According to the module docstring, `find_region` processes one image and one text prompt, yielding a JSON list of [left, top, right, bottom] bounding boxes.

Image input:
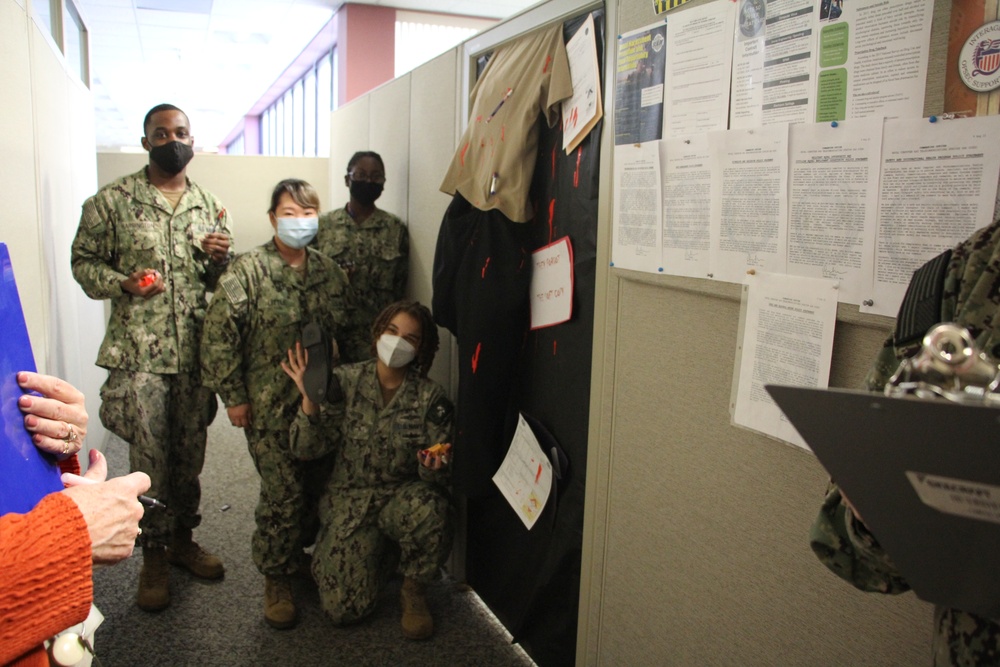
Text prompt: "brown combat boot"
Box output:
[[167, 528, 225, 579], [264, 576, 297, 629], [400, 577, 433, 640], [137, 546, 170, 611]]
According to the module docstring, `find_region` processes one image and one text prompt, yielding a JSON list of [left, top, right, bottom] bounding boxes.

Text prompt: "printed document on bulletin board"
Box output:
[[732, 271, 838, 450]]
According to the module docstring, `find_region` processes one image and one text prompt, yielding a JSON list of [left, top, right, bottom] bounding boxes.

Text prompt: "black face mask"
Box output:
[[349, 180, 383, 206], [149, 141, 194, 175]]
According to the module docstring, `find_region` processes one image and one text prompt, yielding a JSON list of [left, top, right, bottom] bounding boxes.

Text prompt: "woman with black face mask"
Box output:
[[312, 151, 409, 364]]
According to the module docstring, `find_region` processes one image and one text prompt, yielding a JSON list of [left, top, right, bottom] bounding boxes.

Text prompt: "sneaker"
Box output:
[[400, 577, 433, 640], [137, 547, 170, 611], [264, 576, 297, 629]]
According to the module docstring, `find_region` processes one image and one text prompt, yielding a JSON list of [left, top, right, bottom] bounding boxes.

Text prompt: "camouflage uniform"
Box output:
[[811, 214, 1000, 666], [71, 167, 232, 547], [200, 240, 351, 576], [289, 360, 454, 624], [312, 207, 408, 363]]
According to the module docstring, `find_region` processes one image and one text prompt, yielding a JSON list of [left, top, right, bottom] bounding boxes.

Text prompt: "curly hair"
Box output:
[[369, 300, 439, 377]]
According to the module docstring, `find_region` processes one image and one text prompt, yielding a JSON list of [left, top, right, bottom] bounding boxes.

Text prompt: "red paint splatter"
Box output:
[[481, 256, 491, 278], [551, 147, 557, 179], [548, 199, 556, 244], [501, 125, 505, 141], [472, 342, 482, 373], [553, 340, 558, 355], [460, 142, 469, 166], [476, 115, 483, 123], [535, 463, 543, 483], [518, 247, 527, 272], [573, 146, 582, 188], [543, 54, 552, 74]]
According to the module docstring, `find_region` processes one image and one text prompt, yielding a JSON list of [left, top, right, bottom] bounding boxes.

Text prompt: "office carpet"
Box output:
[[90, 404, 536, 667]]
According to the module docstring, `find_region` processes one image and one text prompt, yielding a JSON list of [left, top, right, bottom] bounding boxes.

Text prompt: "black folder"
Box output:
[[766, 384, 1000, 617]]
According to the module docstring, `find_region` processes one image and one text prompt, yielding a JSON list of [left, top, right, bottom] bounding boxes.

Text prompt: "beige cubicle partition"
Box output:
[[97, 153, 331, 252], [328, 50, 459, 392], [578, 0, 953, 665]]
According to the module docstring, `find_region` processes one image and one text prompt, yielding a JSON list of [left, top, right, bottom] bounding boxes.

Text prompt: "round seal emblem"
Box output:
[[651, 31, 665, 54], [958, 20, 1000, 93], [739, 0, 766, 39]]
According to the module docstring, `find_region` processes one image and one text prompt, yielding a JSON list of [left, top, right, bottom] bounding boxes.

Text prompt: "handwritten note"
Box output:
[[562, 13, 603, 153], [492, 413, 553, 530], [530, 236, 574, 330]]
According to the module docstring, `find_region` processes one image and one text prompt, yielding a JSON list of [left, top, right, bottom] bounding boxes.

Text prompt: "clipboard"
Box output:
[[0, 243, 63, 515], [766, 384, 1000, 617]]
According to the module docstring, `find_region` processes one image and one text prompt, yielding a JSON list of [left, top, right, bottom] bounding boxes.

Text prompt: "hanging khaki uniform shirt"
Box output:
[[439, 23, 573, 222]]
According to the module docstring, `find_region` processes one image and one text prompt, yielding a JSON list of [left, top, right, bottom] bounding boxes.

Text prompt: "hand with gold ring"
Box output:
[[16, 371, 88, 460]]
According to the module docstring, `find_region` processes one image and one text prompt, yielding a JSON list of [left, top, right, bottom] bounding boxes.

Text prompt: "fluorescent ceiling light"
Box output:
[[134, 0, 213, 14]]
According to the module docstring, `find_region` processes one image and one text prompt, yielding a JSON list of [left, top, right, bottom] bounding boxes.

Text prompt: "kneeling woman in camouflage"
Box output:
[[281, 300, 454, 639]]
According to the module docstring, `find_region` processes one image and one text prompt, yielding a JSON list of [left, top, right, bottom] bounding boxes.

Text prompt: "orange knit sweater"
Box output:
[[0, 457, 93, 667]]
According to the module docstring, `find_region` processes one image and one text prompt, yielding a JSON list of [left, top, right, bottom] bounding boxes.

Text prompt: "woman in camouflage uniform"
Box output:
[[313, 151, 408, 363], [282, 300, 454, 640], [201, 179, 351, 629]]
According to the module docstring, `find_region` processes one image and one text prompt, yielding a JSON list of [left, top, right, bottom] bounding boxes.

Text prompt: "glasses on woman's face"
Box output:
[[347, 170, 386, 185]]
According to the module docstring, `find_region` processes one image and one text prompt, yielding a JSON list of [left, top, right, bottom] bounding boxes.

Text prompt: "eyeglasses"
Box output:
[[347, 170, 385, 185]]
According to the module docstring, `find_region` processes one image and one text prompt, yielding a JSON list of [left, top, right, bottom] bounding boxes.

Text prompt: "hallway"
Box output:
[[91, 403, 536, 667]]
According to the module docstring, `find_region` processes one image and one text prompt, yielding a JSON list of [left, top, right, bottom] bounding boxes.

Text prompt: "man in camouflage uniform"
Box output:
[[200, 179, 351, 629], [810, 212, 1000, 666], [285, 301, 454, 640], [313, 151, 408, 363], [71, 104, 232, 611]]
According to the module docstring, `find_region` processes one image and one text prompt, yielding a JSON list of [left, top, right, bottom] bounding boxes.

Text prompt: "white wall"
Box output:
[[1, 0, 108, 455]]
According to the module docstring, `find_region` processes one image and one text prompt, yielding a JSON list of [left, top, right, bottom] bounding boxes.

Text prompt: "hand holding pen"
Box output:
[[60, 449, 153, 564]]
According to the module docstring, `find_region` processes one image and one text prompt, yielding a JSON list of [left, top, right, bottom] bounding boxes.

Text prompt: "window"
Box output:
[[62, 0, 89, 85], [304, 67, 317, 157], [292, 79, 303, 156], [394, 12, 493, 77], [253, 47, 337, 157]]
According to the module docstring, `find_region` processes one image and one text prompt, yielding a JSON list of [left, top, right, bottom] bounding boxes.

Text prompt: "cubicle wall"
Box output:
[[1, 0, 108, 452], [578, 0, 954, 664], [96, 153, 331, 253], [328, 50, 459, 392]]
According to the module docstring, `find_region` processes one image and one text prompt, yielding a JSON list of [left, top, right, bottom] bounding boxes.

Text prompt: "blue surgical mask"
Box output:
[[276, 217, 318, 249]]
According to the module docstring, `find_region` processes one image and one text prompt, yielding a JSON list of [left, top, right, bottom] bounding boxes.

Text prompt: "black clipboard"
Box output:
[[766, 384, 1000, 617]]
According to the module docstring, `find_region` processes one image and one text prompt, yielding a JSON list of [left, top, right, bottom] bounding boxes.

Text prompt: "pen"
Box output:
[[62, 472, 167, 509], [486, 87, 513, 123], [139, 495, 167, 509]]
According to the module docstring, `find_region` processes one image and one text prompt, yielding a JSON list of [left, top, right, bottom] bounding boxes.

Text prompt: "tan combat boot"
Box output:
[[400, 577, 433, 640], [167, 528, 225, 579], [264, 576, 297, 629], [137, 546, 170, 611]]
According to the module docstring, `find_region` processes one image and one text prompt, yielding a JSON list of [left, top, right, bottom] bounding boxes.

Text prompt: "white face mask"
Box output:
[[275, 216, 318, 249], [377, 333, 416, 368]]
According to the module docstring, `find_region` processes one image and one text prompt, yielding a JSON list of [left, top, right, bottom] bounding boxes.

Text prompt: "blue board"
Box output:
[[0, 243, 63, 515]]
